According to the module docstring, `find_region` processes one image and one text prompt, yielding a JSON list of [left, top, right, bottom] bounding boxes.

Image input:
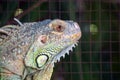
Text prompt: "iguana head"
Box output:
[[25, 19, 81, 70]]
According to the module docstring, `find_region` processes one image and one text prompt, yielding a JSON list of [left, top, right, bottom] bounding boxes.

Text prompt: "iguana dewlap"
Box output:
[[0, 19, 81, 80]]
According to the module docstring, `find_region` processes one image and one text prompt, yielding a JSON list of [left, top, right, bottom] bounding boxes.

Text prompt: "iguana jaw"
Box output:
[[53, 42, 78, 64]]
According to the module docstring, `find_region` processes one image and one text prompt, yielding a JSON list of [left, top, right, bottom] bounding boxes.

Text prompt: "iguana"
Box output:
[[0, 19, 81, 80]]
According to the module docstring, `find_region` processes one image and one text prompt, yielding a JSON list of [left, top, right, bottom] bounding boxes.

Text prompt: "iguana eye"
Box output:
[[49, 19, 66, 32], [55, 25, 64, 32], [51, 24, 65, 32], [36, 54, 49, 68]]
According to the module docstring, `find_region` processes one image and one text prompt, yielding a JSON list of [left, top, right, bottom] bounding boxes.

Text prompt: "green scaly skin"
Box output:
[[0, 19, 81, 80]]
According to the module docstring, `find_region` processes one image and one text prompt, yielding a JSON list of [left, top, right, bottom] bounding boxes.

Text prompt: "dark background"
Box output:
[[0, 0, 119, 80]]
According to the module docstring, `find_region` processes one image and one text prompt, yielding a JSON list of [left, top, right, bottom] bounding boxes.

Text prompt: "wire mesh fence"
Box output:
[[0, 0, 119, 80]]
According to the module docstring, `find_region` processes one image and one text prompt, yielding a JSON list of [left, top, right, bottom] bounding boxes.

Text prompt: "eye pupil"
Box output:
[[56, 25, 62, 32]]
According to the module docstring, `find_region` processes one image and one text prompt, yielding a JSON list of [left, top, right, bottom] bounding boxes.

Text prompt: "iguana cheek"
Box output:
[[36, 54, 49, 68]]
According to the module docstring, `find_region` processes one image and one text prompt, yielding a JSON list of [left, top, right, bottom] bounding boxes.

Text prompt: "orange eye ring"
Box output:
[[49, 19, 66, 32]]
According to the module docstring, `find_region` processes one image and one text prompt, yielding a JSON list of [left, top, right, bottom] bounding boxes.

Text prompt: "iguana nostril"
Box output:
[[73, 22, 80, 29]]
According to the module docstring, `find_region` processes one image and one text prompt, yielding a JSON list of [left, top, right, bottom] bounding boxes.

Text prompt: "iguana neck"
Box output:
[[34, 64, 53, 80], [25, 63, 54, 80]]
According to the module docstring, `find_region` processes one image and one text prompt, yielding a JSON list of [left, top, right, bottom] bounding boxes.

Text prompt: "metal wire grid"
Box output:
[[0, 0, 120, 80]]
